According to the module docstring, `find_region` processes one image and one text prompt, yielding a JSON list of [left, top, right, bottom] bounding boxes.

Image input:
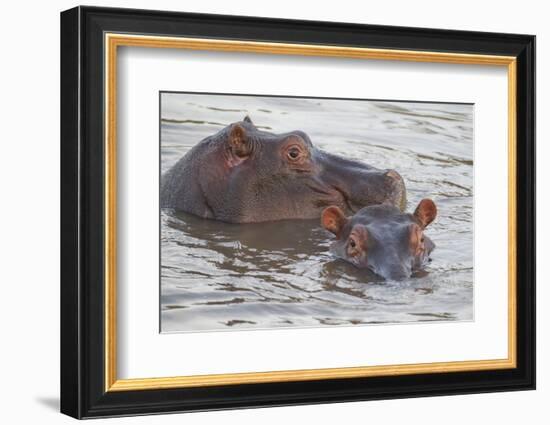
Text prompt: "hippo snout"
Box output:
[[345, 169, 407, 213], [383, 169, 407, 211]]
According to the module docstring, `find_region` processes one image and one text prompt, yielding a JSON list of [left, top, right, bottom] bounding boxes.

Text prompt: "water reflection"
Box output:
[[160, 94, 474, 332]]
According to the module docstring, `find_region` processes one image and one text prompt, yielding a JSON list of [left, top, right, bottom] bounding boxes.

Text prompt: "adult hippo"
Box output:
[[161, 116, 406, 223], [321, 199, 437, 280]]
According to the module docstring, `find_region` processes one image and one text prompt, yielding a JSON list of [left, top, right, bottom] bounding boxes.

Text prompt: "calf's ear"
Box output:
[[321, 206, 348, 237], [414, 199, 437, 228], [243, 115, 254, 124]]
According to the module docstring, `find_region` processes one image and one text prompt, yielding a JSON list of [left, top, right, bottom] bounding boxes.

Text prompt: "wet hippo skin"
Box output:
[[321, 199, 437, 280], [161, 116, 406, 223]]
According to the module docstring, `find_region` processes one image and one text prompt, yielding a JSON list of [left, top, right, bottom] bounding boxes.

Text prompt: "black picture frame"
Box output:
[[60, 5, 535, 419]]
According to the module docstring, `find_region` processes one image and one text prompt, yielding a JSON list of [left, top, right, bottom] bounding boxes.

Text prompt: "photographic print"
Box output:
[[61, 8, 535, 417], [160, 92, 474, 333]]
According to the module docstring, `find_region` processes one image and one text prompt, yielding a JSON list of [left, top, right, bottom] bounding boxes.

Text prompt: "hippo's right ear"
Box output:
[[243, 115, 254, 125], [321, 206, 348, 237], [229, 124, 251, 157], [414, 198, 437, 228]]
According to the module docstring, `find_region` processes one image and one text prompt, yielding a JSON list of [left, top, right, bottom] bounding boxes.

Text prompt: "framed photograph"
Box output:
[[60, 6, 535, 419]]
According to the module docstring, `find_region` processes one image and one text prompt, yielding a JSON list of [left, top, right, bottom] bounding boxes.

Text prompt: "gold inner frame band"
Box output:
[[104, 33, 517, 392]]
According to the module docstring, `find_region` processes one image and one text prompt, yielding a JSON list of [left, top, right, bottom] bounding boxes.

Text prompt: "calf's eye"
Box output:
[[349, 239, 356, 248]]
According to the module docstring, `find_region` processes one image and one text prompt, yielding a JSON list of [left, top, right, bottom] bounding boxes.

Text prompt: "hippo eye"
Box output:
[[287, 146, 301, 161], [349, 239, 356, 248]]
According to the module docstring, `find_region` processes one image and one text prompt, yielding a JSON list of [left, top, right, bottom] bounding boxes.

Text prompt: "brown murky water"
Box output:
[[160, 93, 473, 332]]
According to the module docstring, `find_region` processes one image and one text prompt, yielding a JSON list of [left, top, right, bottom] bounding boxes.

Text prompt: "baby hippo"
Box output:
[[321, 199, 437, 280]]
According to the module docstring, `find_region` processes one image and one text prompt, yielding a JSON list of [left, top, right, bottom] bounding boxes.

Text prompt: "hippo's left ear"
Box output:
[[414, 199, 437, 228], [229, 124, 252, 158], [243, 115, 254, 125], [321, 206, 348, 237]]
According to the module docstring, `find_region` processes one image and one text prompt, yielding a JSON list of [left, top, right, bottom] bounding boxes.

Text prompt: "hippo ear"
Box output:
[[243, 115, 254, 125], [414, 199, 437, 228], [229, 124, 251, 157], [321, 206, 348, 237]]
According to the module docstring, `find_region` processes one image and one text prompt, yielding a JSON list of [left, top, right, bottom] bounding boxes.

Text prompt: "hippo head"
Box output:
[[321, 199, 437, 280], [161, 116, 406, 223]]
